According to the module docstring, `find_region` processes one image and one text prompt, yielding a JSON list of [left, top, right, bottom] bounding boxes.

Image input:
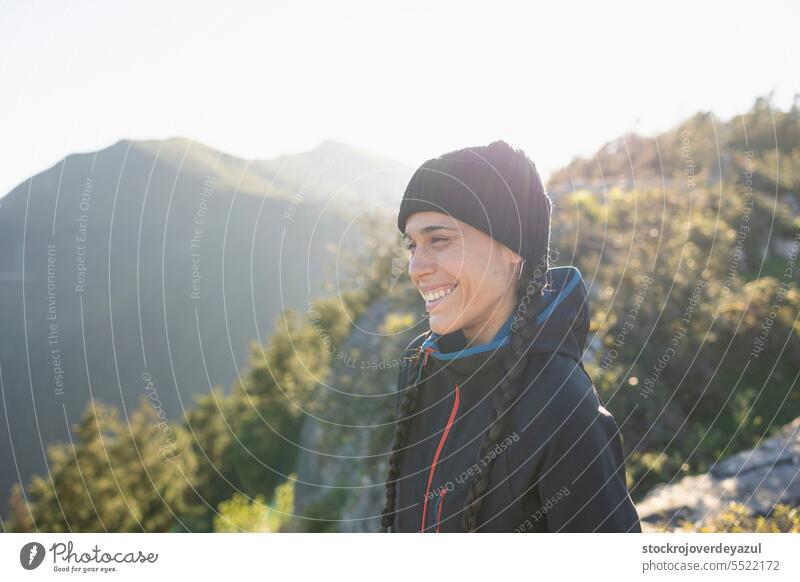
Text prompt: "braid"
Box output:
[[460, 155, 552, 532], [459, 260, 546, 531], [379, 345, 427, 532]]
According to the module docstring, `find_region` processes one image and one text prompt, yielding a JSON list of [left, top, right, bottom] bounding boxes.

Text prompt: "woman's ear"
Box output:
[[502, 246, 525, 277]]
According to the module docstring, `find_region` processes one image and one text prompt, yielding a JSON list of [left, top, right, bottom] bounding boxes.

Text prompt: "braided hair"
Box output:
[[378, 342, 427, 533], [380, 142, 552, 532]]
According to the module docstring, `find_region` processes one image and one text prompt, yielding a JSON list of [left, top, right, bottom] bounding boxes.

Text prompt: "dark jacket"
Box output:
[[392, 266, 642, 532]]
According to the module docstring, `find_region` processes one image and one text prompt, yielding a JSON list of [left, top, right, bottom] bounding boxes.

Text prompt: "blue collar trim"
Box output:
[[536, 267, 580, 323], [421, 311, 515, 361]]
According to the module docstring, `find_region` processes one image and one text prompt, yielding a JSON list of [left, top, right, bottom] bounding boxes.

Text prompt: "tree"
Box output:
[[6, 396, 197, 532]]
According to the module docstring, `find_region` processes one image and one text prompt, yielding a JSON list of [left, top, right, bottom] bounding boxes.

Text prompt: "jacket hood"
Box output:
[[420, 265, 590, 364]]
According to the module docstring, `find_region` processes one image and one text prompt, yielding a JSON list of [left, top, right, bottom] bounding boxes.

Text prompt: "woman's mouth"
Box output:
[[421, 282, 459, 312]]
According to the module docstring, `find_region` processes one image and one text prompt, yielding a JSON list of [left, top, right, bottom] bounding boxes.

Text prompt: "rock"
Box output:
[[636, 417, 800, 531], [292, 295, 418, 532]]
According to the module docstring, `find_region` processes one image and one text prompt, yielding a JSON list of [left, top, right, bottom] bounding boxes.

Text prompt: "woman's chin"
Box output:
[[428, 313, 458, 335]]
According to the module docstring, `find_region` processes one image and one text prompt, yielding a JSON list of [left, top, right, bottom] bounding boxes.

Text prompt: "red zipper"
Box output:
[[435, 486, 448, 532], [419, 382, 460, 532]]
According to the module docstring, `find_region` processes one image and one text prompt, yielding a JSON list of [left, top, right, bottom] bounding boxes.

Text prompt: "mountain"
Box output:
[[0, 137, 413, 517], [252, 139, 412, 209]]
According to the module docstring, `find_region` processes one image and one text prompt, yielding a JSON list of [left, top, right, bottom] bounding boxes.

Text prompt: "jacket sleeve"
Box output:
[[535, 383, 642, 533]]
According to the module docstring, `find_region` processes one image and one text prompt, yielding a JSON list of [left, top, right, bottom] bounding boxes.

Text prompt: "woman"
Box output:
[[380, 140, 641, 533]]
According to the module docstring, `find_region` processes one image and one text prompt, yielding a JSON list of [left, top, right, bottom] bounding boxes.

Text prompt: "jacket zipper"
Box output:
[[419, 368, 460, 532]]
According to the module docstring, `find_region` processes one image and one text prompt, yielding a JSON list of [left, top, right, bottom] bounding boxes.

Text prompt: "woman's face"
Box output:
[[403, 211, 523, 346]]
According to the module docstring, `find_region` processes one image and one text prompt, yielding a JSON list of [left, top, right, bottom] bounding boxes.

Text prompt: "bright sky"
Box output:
[[1, 0, 797, 198]]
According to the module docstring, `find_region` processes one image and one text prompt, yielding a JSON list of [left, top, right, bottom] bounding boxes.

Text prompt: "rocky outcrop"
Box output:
[[293, 295, 419, 532], [636, 417, 800, 531]]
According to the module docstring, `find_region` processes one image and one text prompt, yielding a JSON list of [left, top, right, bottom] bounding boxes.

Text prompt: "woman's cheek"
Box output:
[[443, 243, 466, 266]]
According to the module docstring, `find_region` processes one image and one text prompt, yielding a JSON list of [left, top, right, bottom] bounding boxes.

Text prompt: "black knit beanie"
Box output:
[[397, 140, 552, 265]]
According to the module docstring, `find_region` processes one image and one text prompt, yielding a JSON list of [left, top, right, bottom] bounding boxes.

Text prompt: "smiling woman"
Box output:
[[380, 140, 642, 533]]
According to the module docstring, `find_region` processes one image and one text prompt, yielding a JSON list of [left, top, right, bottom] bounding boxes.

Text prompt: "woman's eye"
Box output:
[[403, 237, 446, 254]]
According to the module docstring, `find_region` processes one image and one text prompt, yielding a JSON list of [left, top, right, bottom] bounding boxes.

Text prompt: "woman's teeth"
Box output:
[[422, 283, 458, 309]]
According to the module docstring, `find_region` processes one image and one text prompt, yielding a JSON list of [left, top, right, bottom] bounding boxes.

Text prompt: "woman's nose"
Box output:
[[408, 248, 435, 283]]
